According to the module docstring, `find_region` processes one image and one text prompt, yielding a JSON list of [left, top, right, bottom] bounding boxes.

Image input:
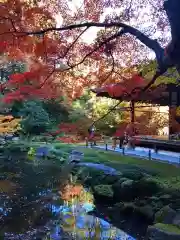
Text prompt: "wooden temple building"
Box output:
[[92, 83, 180, 152]]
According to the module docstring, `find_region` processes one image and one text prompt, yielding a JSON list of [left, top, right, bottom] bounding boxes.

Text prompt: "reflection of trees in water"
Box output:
[[59, 184, 83, 201], [0, 157, 62, 234], [58, 184, 126, 239]]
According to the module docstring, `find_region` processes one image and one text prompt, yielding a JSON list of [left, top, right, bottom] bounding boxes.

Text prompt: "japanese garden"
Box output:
[[0, 0, 180, 239]]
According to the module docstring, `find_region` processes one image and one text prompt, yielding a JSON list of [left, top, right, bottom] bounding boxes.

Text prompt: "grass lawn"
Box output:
[[52, 143, 180, 189]]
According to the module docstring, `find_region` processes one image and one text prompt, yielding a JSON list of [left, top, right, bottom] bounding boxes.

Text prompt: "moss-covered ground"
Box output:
[[52, 143, 180, 189]]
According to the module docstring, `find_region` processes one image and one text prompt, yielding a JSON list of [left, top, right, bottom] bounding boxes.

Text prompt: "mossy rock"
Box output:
[[132, 178, 161, 197], [115, 202, 136, 214], [121, 169, 144, 180], [151, 201, 164, 212], [148, 196, 160, 202], [103, 174, 120, 185], [155, 205, 176, 224], [112, 177, 130, 188], [113, 181, 137, 201], [121, 179, 134, 188], [159, 195, 172, 205], [93, 184, 114, 198], [134, 199, 148, 207], [77, 168, 106, 186], [147, 223, 180, 240], [173, 212, 180, 228], [135, 205, 154, 222]]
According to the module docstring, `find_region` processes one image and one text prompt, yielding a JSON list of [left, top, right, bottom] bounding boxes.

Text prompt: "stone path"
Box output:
[[92, 145, 180, 165], [77, 162, 120, 175]]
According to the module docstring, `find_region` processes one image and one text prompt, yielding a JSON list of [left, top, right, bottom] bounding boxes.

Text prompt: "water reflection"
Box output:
[[48, 184, 135, 240]]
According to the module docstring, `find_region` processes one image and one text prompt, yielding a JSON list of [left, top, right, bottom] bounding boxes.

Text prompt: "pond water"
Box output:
[[1, 183, 135, 240], [0, 147, 136, 239]]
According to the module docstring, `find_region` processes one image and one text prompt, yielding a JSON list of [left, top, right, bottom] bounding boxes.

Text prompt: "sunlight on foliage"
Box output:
[[0, 115, 21, 134]]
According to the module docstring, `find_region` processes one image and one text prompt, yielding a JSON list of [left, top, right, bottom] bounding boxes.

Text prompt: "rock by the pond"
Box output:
[[113, 180, 137, 202], [77, 162, 120, 175], [155, 205, 176, 224], [146, 223, 180, 240], [135, 205, 154, 222], [112, 178, 129, 191], [12, 137, 19, 141], [173, 212, 180, 228], [121, 179, 134, 188], [69, 150, 84, 163], [114, 202, 136, 214], [132, 178, 160, 197], [121, 170, 144, 180], [93, 184, 114, 203], [36, 146, 49, 157]]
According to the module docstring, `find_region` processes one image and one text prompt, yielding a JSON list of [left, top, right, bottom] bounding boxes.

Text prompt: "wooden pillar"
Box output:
[[169, 90, 180, 139], [130, 101, 135, 137], [130, 101, 135, 124]]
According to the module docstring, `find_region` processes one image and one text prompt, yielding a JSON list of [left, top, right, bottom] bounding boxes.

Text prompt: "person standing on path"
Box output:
[[88, 125, 96, 146]]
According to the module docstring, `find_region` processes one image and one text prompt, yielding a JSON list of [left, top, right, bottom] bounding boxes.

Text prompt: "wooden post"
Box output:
[[130, 101, 135, 139], [85, 138, 88, 148], [130, 101, 135, 125], [122, 147, 125, 155], [154, 144, 158, 154], [148, 149, 151, 160], [112, 138, 117, 150], [119, 138, 122, 149]]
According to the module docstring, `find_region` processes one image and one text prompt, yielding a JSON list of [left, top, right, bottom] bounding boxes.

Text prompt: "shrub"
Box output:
[[19, 100, 50, 135]]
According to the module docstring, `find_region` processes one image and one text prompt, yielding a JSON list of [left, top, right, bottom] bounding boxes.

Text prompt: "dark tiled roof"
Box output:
[[91, 83, 180, 106]]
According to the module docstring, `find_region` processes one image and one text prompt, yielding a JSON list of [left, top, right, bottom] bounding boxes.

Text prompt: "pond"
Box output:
[[1, 183, 135, 240], [0, 145, 135, 240]]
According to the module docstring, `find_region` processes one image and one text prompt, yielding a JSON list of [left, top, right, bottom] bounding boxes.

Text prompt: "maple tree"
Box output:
[[0, 0, 179, 142], [0, 0, 179, 102]]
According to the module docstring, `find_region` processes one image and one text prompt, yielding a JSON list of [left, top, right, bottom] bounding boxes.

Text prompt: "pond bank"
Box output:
[[72, 159, 180, 240], [1, 141, 180, 239], [0, 141, 136, 240]]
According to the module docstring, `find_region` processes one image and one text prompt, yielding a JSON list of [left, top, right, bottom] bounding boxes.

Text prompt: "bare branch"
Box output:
[[101, 51, 115, 85], [0, 17, 17, 32], [62, 27, 89, 58], [13, 21, 164, 65], [66, 29, 125, 70]]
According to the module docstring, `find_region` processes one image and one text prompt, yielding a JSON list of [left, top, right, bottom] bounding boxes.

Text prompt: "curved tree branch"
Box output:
[[66, 29, 125, 70], [14, 21, 164, 67]]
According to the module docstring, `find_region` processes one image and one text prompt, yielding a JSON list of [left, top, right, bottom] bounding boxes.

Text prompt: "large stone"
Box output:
[[146, 223, 180, 240], [135, 205, 154, 222], [132, 178, 161, 197], [114, 202, 136, 214], [121, 170, 144, 180], [121, 179, 134, 188], [155, 205, 176, 224], [173, 212, 180, 227], [93, 184, 114, 203], [113, 177, 130, 188]]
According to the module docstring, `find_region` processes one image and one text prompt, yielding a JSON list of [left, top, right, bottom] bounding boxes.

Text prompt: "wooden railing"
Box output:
[[85, 134, 180, 153]]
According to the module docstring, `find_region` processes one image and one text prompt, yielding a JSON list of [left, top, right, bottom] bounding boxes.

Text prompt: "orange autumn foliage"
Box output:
[[0, 0, 172, 103], [59, 184, 83, 201], [0, 115, 21, 134]]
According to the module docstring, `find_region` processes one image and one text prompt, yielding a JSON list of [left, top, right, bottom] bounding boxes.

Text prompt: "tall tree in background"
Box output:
[[0, 0, 179, 103]]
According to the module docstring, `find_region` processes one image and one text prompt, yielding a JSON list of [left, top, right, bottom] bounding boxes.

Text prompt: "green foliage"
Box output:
[[69, 90, 124, 135], [42, 99, 69, 124], [139, 60, 179, 85], [19, 100, 50, 135], [155, 206, 176, 224], [154, 223, 180, 234], [0, 61, 26, 84], [94, 184, 114, 197]]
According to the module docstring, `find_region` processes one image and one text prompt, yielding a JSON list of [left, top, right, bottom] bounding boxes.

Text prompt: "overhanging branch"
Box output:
[[17, 21, 164, 66]]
